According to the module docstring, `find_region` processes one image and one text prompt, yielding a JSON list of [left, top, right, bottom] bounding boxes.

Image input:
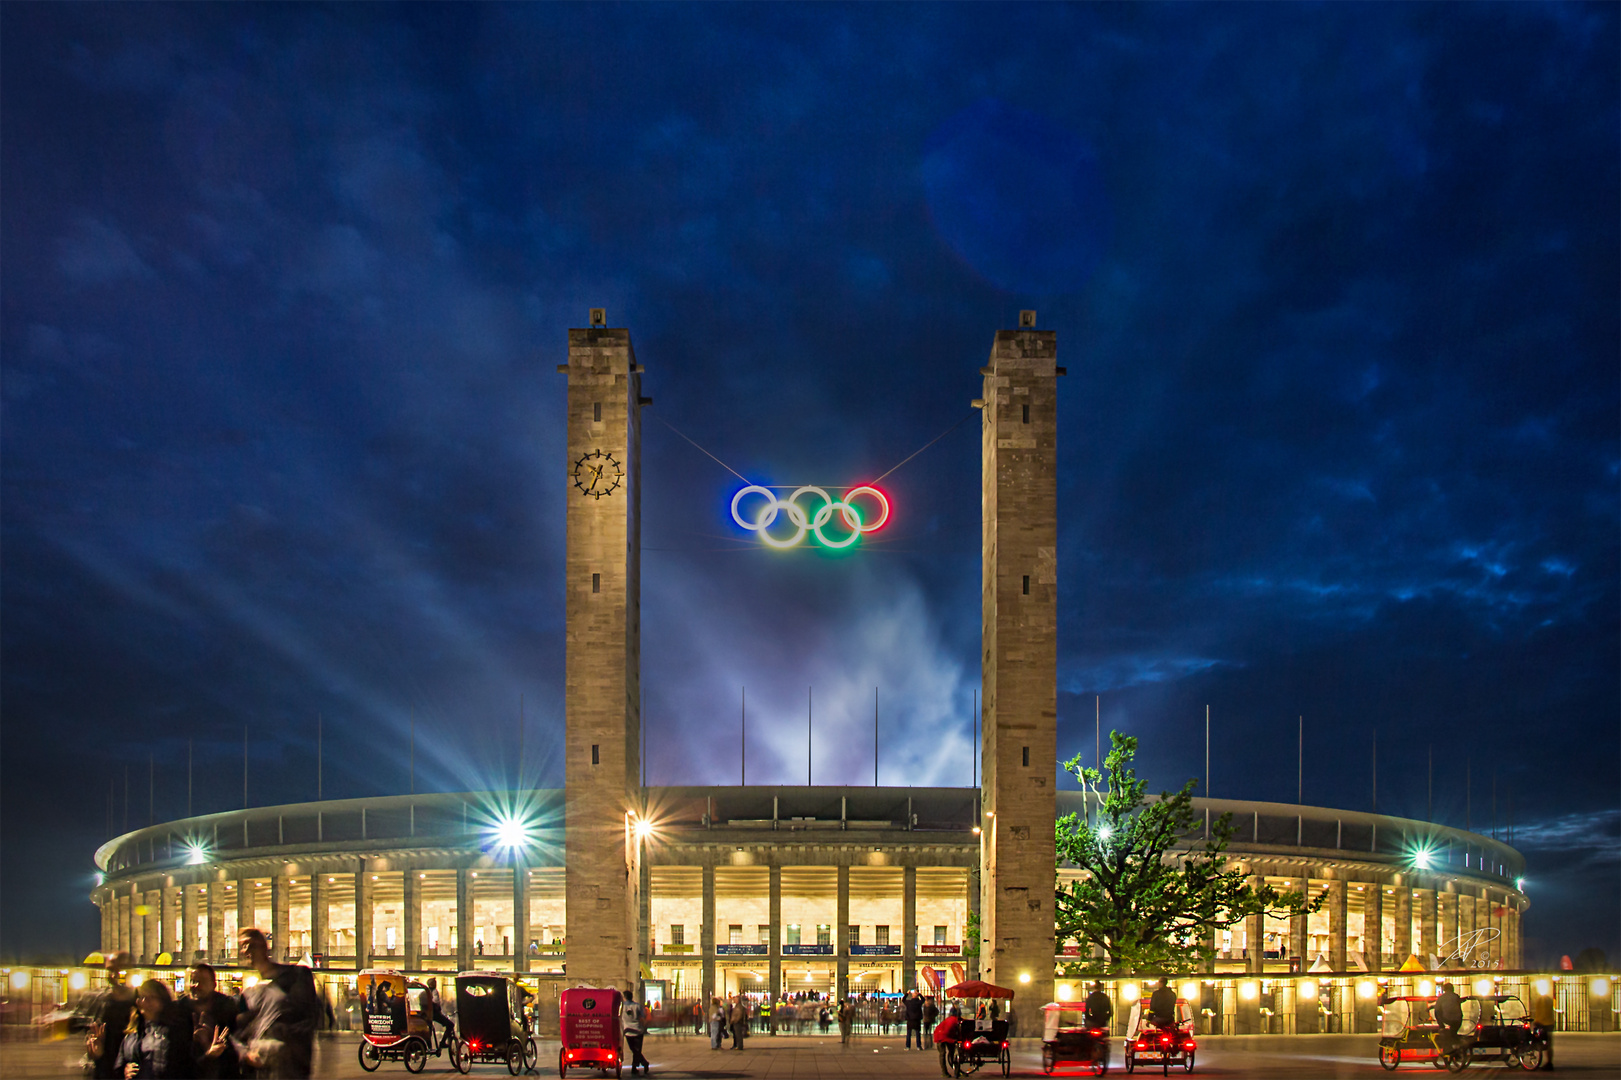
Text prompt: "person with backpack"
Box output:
[[622, 987, 650, 1075]]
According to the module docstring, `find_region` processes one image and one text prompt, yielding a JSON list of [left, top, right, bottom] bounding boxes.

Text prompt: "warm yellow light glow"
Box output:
[[1358, 981, 1376, 999], [9, 971, 29, 990], [1019, 972, 1032, 984], [1473, 978, 1493, 996], [69, 971, 89, 991], [1300, 980, 1317, 1000], [1417, 980, 1433, 997], [242, 974, 260, 989], [1121, 983, 1140, 1002], [634, 818, 654, 841], [1181, 982, 1199, 1001], [1239, 981, 1258, 1001], [1591, 978, 1610, 998], [1057, 984, 1073, 1001], [1534, 979, 1552, 997]]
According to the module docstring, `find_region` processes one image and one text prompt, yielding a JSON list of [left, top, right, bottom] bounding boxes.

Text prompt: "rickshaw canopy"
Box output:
[[945, 980, 1015, 999]]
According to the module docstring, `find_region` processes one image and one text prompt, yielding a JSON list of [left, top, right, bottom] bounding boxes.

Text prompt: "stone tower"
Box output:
[[979, 318, 1059, 1006], [561, 317, 645, 990]]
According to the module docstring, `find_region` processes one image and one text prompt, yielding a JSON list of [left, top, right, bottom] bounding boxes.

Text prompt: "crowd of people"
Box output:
[[689, 988, 962, 1049], [84, 929, 322, 1079]]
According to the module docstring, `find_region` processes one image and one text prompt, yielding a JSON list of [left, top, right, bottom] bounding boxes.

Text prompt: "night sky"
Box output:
[[3, 4, 1616, 965]]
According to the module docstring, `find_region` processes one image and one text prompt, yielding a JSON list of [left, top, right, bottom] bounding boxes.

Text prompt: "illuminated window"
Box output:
[[849, 925, 860, 946], [729, 924, 742, 945], [670, 925, 684, 946], [935, 926, 947, 945], [757, 925, 770, 945], [876, 925, 890, 946], [817, 924, 831, 946], [786, 924, 802, 945]]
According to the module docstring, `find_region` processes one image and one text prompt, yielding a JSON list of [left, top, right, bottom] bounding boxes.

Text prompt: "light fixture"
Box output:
[[1358, 981, 1376, 999], [1473, 978, 1493, 996], [1417, 980, 1433, 997], [1534, 978, 1552, 997], [1299, 980, 1317, 1000], [1018, 973, 1031, 984], [1181, 982, 1200, 1001], [634, 817, 654, 841], [69, 971, 89, 991], [9, 971, 29, 990], [1239, 981, 1258, 1001], [1591, 978, 1611, 998], [1056, 984, 1072, 1001], [1121, 983, 1140, 1002]]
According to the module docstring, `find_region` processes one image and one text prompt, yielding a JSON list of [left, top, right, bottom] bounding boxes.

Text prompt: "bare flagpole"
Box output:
[[807, 686, 813, 786], [873, 687, 879, 787], [317, 714, 323, 801], [188, 739, 194, 818], [741, 686, 746, 786]]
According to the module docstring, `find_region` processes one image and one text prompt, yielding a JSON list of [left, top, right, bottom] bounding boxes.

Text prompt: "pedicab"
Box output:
[[943, 980, 1013, 1078], [1376, 995, 1468, 1072], [559, 986, 624, 1079], [453, 971, 537, 1075], [1041, 1000, 1110, 1074], [1122, 997, 1195, 1074], [358, 969, 454, 1073], [1457, 994, 1547, 1070]]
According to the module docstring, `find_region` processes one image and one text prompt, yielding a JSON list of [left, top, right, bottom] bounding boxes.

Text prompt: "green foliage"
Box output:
[[1055, 731, 1319, 974], [963, 910, 981, 958]]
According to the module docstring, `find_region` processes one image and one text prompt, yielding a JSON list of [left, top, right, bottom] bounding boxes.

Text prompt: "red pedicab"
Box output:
[[559, 986, 624, 1079], [357, 969, 443, 1073], [944, 980, 1014, 1078], [1122, 997, 1195, 1074]]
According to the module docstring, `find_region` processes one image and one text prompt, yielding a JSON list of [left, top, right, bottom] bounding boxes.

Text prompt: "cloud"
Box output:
[[54, 217, 152, 284]]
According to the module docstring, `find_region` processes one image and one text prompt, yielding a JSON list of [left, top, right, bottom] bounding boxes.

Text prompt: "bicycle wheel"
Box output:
[[524, 1037, 539, 1072], [1444, 1047, 1471, 1074], [404, 1038, 428, 1074], [450, 1038, 472, 1074], [1183, 1050, 1195, 1073], [1000, 1044, 1011, 1077], [1517, 1048, 1544, 1071], [359, 1040, 382, 1072], [1378, 1044, 1400, 1071], [1042, 1046, 1055, 1075], [506, 1040, 523, 1076]]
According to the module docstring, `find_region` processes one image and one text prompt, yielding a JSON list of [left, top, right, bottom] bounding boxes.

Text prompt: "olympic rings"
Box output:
[[730, 485, 890, 548]]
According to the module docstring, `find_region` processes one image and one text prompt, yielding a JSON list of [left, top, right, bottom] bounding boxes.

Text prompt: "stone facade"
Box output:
[[562, 325, 644, 991], [980, 326, 1060, 1007]]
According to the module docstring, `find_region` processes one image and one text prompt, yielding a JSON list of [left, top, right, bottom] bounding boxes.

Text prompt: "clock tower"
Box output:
[[560, 315, 645, 990]]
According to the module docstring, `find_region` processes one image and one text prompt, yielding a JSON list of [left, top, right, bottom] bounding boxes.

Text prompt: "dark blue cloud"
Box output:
[[2, 3, 1615, 963]]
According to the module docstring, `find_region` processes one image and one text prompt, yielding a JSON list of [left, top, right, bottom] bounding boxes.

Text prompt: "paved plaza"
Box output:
[[4, 1031, 1618, 1079]]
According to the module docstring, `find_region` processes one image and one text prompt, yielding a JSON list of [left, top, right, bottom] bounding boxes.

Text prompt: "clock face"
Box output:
[[572, 450, 624, 499]]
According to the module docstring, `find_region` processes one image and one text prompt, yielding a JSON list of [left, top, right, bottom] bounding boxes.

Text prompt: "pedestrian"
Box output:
[[837, 998, 855, 1045], [180, 963, 240, 1079], [904, 989, 925, 1050], [932, 1008, 961, 1078], [923, 995, 939, 1041], [709, 997, 726, 1050], [693, 1000, 704, 1036], [88, 953, 138, 1079], [109, 979, 200, 1079], [729, 996, 748, 1050], [622, 987, 650, 1075], [233, 928, 320, 1078]]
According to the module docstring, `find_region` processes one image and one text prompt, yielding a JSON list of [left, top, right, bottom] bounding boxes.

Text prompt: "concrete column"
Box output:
[[122, 890, 135, 957], [836, 864, 850, 998], [144, 890, 161, 964], [512, 862, 530, 973], [309, 874, 327, 961], [1327, 880, 1348, 972], [979, 323, 1060, 1015], [271, 875, 290, 962], [701, 865, 716, 999], [1506, 906, 1519, 968], [1246, 877, 1265, 973], [1366, 884, 1383, 971], [236, 875, 253, 947], [1437, 891, 1456, 962], [404, 872, 421, 971], [455, 868, 473, 970], [1392, 887, 1412, 966], [902, 865, 917, 993], [207, 881, 225, 964], [160, 884, 176, 961], [1458, 888, 1475, 943], [181, 886, 198, 962], [101, 895, 114, 954], [1289, 902, 1308, 967], [355, 866, 374, 970], [1417, 888, 1437, 964], [768, 865, 782, 1002]]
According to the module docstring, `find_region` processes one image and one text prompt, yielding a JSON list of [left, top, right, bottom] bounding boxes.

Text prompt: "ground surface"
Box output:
[[4, 1030, 1616, 1078]]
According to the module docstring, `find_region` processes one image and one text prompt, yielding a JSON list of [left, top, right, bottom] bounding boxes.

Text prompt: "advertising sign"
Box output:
[[783, 944, 834, 956]]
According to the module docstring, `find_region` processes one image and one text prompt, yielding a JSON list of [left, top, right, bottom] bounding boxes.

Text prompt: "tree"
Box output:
[[1056, 730, 1319, 974]]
